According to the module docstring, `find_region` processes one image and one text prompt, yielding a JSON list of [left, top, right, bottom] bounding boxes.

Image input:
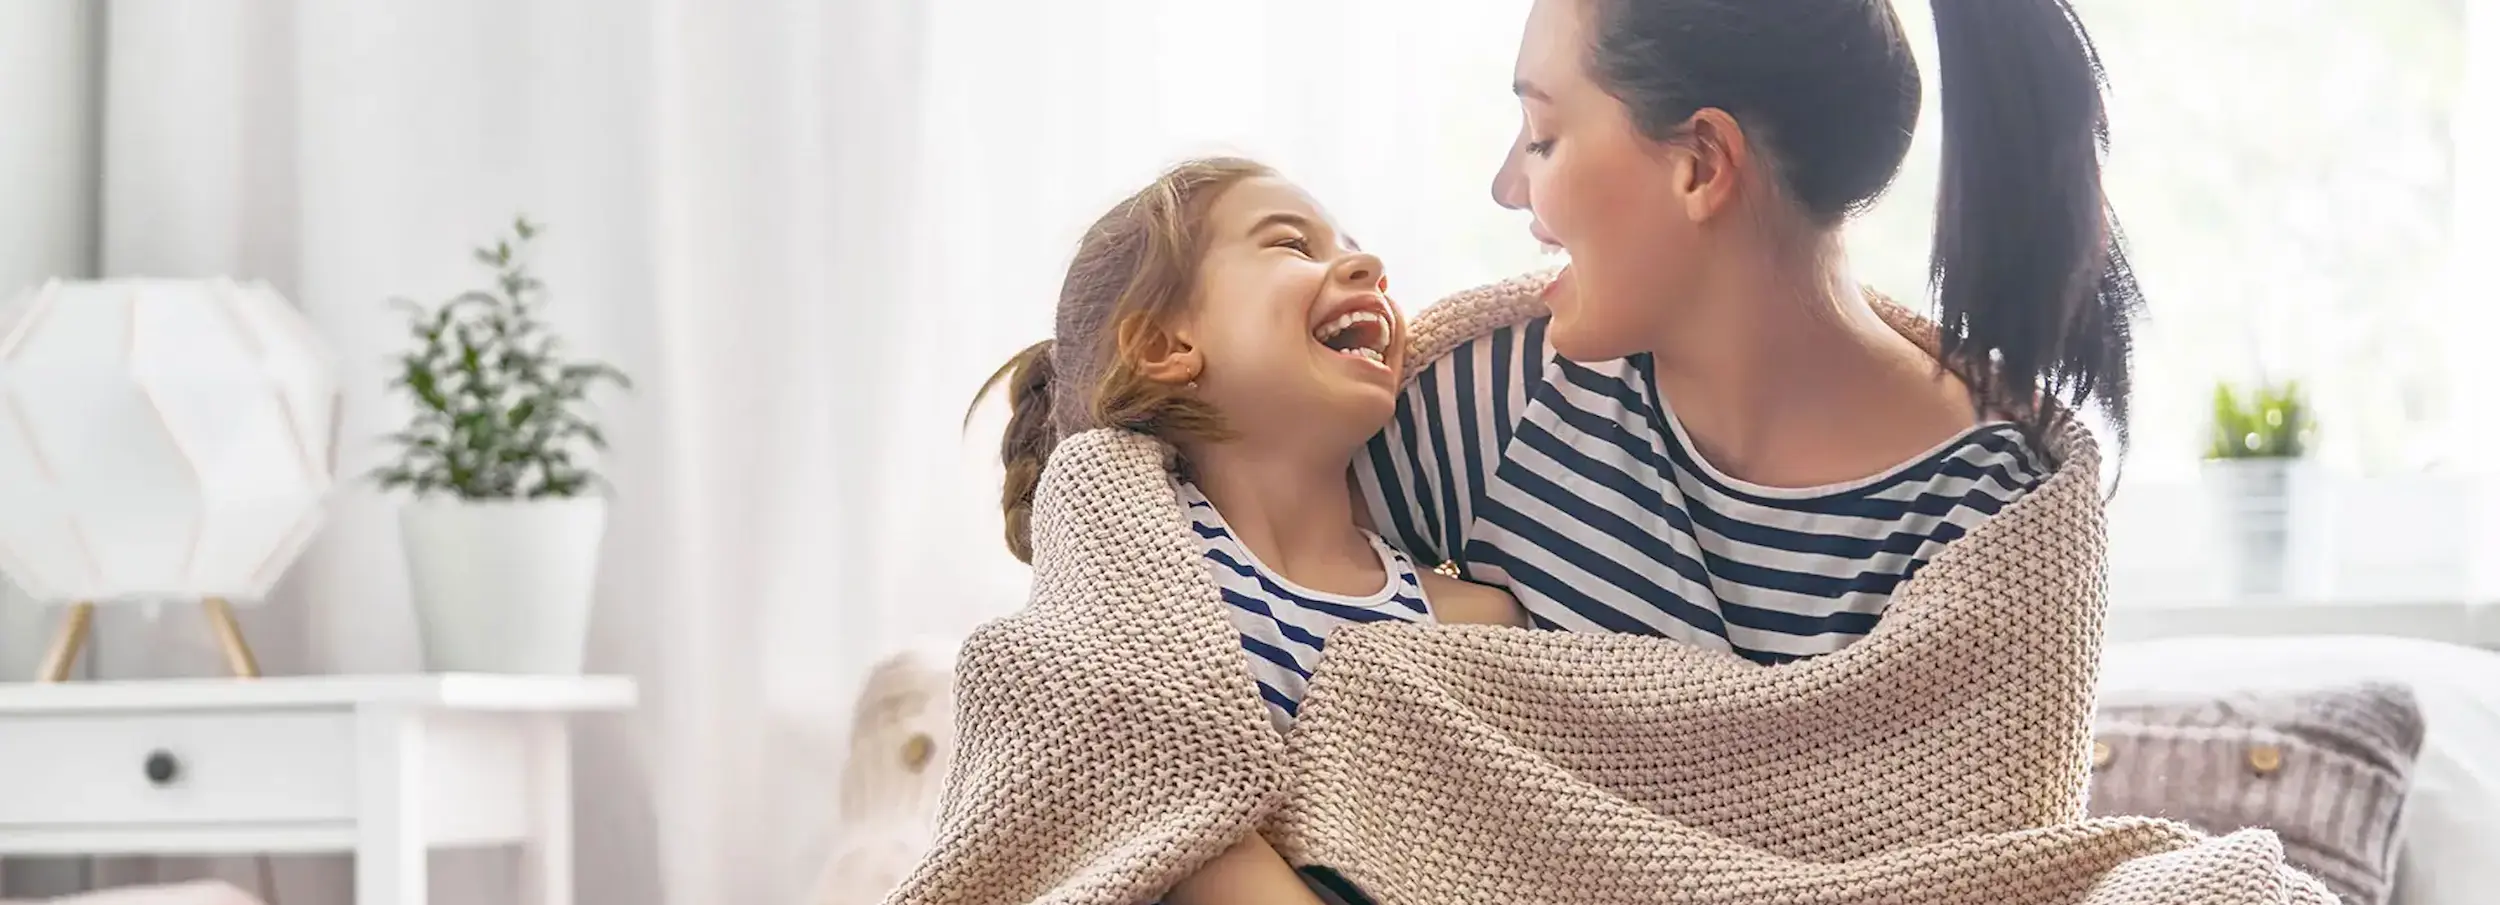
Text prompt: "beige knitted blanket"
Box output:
[[888, 273, 2335, 905]]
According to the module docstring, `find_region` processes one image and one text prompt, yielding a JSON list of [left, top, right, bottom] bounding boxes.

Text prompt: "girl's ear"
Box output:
[[1130, 322, 1203, 386]]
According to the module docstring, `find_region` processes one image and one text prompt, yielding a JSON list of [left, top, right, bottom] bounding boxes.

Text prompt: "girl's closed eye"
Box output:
[[1525, 137, 1555, 157], [1271, 235, 1312, 256]]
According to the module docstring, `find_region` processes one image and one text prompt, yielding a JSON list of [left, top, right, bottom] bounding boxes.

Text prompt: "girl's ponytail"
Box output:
[[975, 340, 1060, 564], [1928, 0, 2143, 447]]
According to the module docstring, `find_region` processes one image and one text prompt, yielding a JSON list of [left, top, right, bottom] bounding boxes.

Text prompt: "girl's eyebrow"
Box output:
[[1248, 211, 1359, 252]]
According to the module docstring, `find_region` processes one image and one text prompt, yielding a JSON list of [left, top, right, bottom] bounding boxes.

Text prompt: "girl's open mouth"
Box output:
[[1313, 309, 1391, 366], [1311, 293, 1395, 370]]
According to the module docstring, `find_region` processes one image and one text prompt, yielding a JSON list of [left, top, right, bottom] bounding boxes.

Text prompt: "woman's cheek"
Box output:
[[1542, 158, 1607, 268]]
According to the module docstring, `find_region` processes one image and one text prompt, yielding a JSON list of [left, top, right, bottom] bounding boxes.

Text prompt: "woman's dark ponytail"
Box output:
[[1927, 0, 2141, 447], [972, 340, 1060, 564], [1584, 0, 2142, 453]]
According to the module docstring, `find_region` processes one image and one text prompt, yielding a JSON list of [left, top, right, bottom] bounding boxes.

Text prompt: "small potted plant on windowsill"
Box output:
[[2202, 379, 2315, 599], [375, 216, 630, 674]]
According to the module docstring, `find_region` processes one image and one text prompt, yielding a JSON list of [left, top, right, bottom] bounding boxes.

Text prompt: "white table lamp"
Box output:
[[0, 278, 340, 680]]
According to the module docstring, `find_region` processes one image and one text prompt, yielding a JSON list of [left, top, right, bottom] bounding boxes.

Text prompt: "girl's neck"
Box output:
[[1180, 440, 1379, 589]]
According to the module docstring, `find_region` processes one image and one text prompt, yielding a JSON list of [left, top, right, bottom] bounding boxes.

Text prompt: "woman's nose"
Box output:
[[1491, 129, 1530, 210]]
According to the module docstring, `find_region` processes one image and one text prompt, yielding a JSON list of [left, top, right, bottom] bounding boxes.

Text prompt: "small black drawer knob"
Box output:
[[143, 750, 180, 786]]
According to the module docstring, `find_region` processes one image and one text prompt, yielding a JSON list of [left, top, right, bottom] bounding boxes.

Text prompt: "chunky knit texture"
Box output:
[[886, 272, 2337, 905]]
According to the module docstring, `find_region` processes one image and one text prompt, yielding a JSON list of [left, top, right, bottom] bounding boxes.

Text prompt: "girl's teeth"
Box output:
[[1316, 310, 1387, 345]]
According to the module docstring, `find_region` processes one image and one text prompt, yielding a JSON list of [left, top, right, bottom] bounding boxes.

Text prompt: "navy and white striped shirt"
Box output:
[[1184, 480, 1435, 732], [1354, 315, 2046, 665]]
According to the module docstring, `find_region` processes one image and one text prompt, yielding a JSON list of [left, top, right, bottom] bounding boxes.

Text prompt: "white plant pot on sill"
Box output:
[[399, 496, 608, 674], [2200, 457, 2318, 600]]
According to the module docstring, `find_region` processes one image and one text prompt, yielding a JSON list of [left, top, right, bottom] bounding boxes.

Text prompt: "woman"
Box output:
[[1358, 0, 2136, 663], [1243, 0, 2138, 895]]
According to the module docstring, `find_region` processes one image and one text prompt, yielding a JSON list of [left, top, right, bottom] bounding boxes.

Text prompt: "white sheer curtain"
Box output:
[[7, 2, 1542, 903], [12, 1, 2489, 902]]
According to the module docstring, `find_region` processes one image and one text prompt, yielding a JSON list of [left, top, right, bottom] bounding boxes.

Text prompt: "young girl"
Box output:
[[974, 156, 1520, 904]]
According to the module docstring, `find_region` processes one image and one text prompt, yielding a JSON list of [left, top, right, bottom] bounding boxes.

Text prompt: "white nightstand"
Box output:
[[0, 674, 636, 905]]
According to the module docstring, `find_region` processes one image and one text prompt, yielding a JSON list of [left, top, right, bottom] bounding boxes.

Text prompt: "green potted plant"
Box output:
[[2201, 379, 2314, 599], [375, 216, 630, 673]]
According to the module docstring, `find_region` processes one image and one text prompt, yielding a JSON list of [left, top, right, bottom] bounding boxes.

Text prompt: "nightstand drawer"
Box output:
[[0, 711, 355, 827]]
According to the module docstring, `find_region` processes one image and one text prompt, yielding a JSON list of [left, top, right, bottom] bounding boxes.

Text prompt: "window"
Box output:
[[1849, 0, 2480, 478]]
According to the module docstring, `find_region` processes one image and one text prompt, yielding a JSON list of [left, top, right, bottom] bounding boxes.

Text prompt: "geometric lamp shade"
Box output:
[[0, 278, 340, 605]]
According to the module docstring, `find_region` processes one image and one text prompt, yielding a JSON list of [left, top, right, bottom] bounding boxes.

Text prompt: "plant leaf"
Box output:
[[370, 215, 629, 501]]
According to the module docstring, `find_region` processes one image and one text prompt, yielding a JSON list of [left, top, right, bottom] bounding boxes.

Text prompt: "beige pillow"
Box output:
[[2088, 681, 2425, 905]]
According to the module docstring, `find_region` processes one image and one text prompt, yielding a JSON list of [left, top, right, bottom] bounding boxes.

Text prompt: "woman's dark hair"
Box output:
[[1584, 0, 2141, 452]]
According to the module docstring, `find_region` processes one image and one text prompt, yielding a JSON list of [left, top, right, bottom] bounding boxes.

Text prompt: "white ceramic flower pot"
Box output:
[[2201, 458, 2308, 600], [399, 496, 608, 674]]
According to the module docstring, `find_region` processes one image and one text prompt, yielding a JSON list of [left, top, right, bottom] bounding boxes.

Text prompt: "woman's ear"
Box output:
[[1671, 108, 1750, 224]]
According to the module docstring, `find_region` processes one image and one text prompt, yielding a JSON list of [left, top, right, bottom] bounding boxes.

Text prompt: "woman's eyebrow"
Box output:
[[1512, 79, 1551, 102]]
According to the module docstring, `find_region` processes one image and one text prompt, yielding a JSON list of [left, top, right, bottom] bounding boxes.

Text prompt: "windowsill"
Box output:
[[2104, 470, 2498, 637], [2104, 597, 2500, 648]]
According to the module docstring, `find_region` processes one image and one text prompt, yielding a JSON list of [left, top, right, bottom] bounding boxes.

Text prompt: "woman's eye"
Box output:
[[1272, 236, 1311, 255], [1525, 138, 1556, 157]]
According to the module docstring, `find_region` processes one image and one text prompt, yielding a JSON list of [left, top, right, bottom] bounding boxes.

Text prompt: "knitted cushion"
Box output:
[[815, 646, 960, 905], [886, 270, 2339, 905], [2089, 683, 2425, 905]]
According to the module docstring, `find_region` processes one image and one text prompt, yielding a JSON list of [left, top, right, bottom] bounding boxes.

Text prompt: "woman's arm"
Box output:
[[1164, 833, 1329, 905], [1419, 571, 1529, 627]]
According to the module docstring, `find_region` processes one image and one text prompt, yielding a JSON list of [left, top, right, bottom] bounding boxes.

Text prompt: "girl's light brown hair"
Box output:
[[972, 156, 1275, 563]]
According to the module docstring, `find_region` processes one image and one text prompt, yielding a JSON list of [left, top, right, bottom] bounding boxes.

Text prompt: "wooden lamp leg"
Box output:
[[202, 597, 261, 679], [36, 602, 94, 682]]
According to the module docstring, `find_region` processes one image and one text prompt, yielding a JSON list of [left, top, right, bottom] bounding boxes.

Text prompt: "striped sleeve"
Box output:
[[1355, 316, 1549, 568]]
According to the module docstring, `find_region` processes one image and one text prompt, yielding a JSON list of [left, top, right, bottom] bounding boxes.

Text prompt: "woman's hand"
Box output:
[[1164, 833, 1329, 905]]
